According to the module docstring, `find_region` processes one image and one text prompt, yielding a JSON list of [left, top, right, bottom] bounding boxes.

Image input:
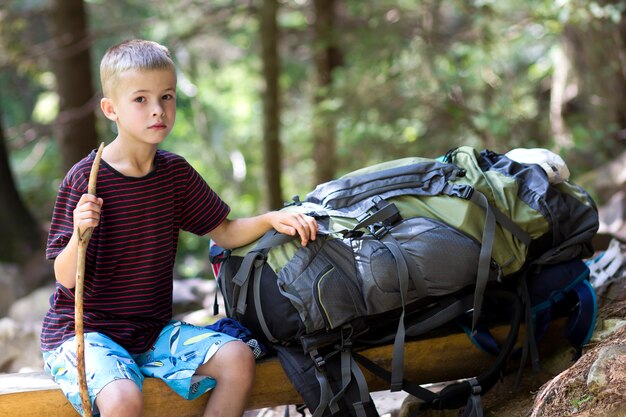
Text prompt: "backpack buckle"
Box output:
[[341, 229, 364, 239], [372, 197, 402, 226], [456, 184, 474, 200], [285, 195, 302, 206], [337, 325, 354, 350], [469, 378, 482, 395], [371, 224, 391, 239], [309, 349, 326, 370]]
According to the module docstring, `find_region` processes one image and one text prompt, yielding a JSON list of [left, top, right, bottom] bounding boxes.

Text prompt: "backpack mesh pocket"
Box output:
[[277, 238, 364, 333]]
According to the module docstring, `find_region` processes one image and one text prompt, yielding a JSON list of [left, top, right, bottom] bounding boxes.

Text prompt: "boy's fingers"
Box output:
[[78, 193, 98, 204], [78, 202, 102, 217], [74, 195, 103, 234], [306, 217, 318, 240], [291, 214, 317, 245], [273, 213, 318, 246]]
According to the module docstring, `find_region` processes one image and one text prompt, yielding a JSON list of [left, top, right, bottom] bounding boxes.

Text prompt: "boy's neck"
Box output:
[[101, 139, 158, 177]]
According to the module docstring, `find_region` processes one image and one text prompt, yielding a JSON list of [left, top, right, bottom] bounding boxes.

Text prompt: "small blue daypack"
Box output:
[[463, 258, 597, 373]]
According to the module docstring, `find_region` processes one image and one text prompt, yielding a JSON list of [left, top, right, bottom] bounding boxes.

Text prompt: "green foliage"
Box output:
[[1, 0, 624, 276], [571, 393, 593, 413]]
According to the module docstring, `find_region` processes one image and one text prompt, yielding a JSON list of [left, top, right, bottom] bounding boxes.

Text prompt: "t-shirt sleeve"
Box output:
[[181, 164, 230, 235], [46, 174, 86, 260]]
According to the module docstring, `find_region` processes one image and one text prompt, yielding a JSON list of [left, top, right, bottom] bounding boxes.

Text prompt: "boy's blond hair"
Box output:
[[100, 39, 176, 97]]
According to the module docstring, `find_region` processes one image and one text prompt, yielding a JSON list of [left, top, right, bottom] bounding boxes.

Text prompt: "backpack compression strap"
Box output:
[[459, 188, 531, 331], [353, 289, 522, 415], [467, 268, 597, 382], [331, 185, 529, 394], [307, 339, 375, 417], [229, 230, 298, 343], [344, 186, 530, 334], [382, 239, 411, 391]]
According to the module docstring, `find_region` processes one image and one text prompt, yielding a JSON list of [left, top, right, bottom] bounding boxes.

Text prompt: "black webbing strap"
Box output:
[[352, 199, 402, 231], [325, 350, 371, 417], [381, 233, 429, 299], [383, 239, 410, 392], [460, 378, 484, 417], [312, 367, 334, 417], [328, 350, 352, 413], [352, 351, 438, 404], [231, 230, 298, 316], [254, 229, 299, 251], [232, 251, 265, 315], [490, 205, 532, 246], [310, 349, 334, 417], [514, 273, 541, 387], [468, 190, 496, 332], [443, 181, 532, 332], [354, 289, 522, 413], [434, 289, 523, 411], [359, 295, 474, 346], [253, 258, 279, 344], [346, 350, 373, 417], [403, 294, 474, 338]]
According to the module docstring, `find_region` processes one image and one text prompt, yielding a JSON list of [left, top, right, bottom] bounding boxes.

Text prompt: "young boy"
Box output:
[[42, 39, 318, 417]]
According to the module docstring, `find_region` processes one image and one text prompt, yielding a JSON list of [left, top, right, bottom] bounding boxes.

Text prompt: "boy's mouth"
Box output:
[[149, 123, 166, 129]]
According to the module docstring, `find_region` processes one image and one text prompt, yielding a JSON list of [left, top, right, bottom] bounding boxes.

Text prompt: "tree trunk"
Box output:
[[0, 107, 42, 263], [615, 10, 626, 134], [559, 9, 626, 153], [50, 0, 98, 173], [312, 0, 341, 184], [260, 0, 283, 210]]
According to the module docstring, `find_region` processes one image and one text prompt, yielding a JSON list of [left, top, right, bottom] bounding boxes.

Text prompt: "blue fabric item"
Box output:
[[205, 318, 269, 359], [565, 280, 597, 348], [463, 259, 597, 356]]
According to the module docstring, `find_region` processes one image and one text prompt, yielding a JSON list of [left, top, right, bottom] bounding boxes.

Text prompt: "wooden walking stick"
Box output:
[[75, 142, 104, 417]]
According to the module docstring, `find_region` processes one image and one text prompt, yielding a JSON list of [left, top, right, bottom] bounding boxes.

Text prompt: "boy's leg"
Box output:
[[95, 379, 143, 417], [43, 332, 144, 417], [136, 321, 255, 417], [196, 339, 255, 417]]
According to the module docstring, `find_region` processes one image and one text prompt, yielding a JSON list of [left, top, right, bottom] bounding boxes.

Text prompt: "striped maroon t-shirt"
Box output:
[[42, 149, 230, 353]]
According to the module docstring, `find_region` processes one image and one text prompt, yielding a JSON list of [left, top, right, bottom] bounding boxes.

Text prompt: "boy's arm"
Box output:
[[53, 194, 103, 289], [208, 211, 318, 249]]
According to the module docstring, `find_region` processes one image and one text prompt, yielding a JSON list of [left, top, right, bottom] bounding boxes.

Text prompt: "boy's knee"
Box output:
[[199, 340, 255, 383], [224, 340, 255, 373], [225, 341, 255, 387], [96, 379, 142, 417]]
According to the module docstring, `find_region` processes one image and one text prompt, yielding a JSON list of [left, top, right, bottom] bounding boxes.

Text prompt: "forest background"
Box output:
[[2, 0, 625, 294]]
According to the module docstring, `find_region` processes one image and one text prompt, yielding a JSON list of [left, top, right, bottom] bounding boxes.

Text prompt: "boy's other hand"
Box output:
[[74, 194, 104, 235], [270, 212, 318, 246]]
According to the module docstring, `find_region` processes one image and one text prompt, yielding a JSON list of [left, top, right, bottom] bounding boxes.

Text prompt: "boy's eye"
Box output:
[[163, 94, 174, 100], [134, 97, 146, 103]]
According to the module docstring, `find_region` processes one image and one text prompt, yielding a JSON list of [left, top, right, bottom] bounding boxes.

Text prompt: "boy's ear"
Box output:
[[100, 97, 118, 121]]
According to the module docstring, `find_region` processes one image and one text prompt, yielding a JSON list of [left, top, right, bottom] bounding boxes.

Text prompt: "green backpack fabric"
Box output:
[[224, 146, 596, 332], [213, 146, 598, 417]]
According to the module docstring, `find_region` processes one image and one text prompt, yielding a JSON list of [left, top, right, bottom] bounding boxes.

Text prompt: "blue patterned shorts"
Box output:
[[43, 321, 237, 417]]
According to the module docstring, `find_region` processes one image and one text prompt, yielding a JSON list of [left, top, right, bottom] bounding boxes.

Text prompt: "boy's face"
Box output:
[[101, 68, 177, 146]]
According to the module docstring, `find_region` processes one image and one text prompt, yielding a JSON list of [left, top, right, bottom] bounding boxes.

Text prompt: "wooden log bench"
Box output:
[[0, 321, 566, 417]]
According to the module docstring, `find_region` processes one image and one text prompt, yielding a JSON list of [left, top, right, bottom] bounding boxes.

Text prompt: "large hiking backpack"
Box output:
[[211, 146, 599, 416]]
